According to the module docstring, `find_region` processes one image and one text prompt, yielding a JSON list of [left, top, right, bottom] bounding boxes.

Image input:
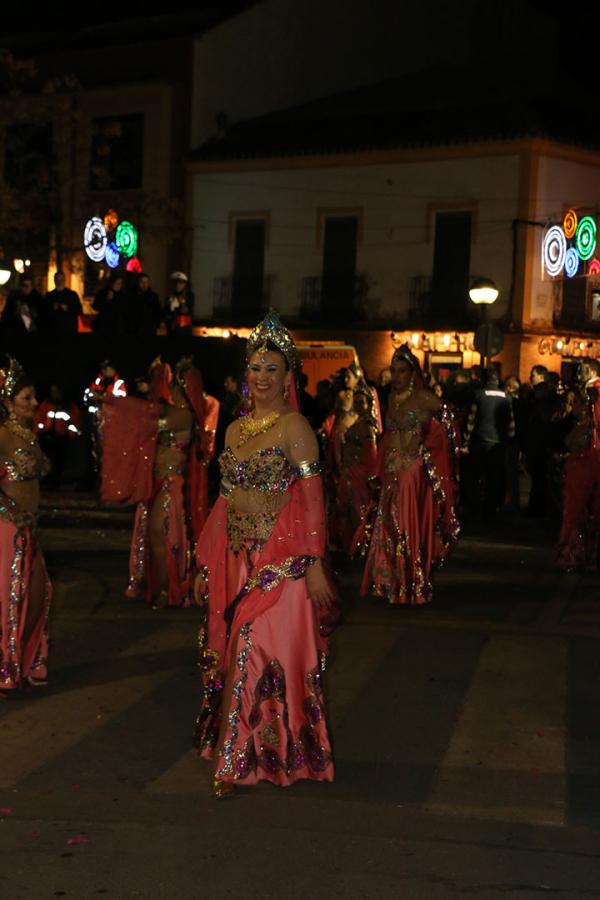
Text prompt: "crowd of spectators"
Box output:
[[0, 270, 195, 338]]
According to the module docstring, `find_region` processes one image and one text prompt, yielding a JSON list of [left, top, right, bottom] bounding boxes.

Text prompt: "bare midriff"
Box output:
[[153, 406, 193, 480], [2, 479, 40, 516]]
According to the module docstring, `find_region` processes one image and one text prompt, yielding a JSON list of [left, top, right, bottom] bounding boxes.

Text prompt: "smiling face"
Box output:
[[390, 358, 414, 394], [10, 384, 38, 425], [247, 349, 290, 407]]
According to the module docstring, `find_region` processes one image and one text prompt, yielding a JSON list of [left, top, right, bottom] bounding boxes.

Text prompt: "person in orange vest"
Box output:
[[34, 384, 82, 487], [84, 360, 127, 413]]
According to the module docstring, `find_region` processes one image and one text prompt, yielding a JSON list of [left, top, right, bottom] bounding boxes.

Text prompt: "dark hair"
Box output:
[[531, 364, 548, 380]]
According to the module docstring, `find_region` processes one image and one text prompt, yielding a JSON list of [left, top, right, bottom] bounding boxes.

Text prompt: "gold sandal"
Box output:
[[212, 779, 234, 800]]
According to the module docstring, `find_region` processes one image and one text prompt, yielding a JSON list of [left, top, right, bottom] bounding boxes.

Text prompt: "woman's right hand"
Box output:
[[306, 559, 334, 610]]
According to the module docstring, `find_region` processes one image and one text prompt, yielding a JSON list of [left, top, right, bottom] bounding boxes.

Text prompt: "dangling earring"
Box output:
[[283, 383, 290, 401]]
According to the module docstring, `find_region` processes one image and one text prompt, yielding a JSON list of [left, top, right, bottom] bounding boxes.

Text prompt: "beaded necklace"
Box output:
[[6, 414, 37, 448], [237, 410, 281, 447]]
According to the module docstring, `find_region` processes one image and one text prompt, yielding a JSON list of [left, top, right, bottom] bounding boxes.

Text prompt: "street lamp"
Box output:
[[469, 277, 500, 370], [469, 277, 499, 306], [0, 267, 10, 286]]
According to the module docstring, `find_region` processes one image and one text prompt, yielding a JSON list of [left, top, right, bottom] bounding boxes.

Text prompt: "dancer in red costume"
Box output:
[[359, 344, 459, 605], [0, 358, 52, 694], [100, 357, 210, 607], [557, 359, 600, 571], [194, 311, 336, 797], [335, 385, 378, 553]]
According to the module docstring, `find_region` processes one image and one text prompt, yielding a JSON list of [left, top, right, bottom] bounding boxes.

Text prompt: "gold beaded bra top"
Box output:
[[219, 446, 292, 498], [219, 446, 321, 498], [0, 446, 50, 483]]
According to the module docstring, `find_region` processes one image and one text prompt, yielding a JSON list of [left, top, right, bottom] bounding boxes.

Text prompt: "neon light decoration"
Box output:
[[575, 216, 597, 261], [84, 217, 108, 262], [542, 225, 567, 277], [104, 208, 119, 232], [115, 221, 137, 258], [588, 258, 600, 275], [565, 247, 579, 277], [105, 241, 121, 269], [126, 256, 142, 273], [563, 208, 578, 239]]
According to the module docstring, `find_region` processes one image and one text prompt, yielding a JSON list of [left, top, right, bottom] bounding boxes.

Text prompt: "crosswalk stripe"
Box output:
[[425, 634, 567, 826], [0, 623, 190, 789]]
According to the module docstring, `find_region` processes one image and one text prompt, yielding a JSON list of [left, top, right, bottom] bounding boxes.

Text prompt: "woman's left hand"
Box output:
[[306, 559, 334, 610]]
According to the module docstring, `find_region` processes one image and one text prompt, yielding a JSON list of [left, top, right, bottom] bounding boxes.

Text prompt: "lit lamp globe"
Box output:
[[469, 277, 499, 306], [0, 267, 10, 287]]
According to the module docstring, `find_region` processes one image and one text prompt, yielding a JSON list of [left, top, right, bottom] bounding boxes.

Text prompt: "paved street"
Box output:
[[2, 506, 600, 899]]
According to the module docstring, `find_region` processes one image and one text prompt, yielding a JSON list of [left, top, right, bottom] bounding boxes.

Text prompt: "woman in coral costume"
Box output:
[[359, 344, 459, 605], [335, 385, 378, 553], [0, 357, 51, 694], [100, 358, 212, 607], [195, 311, 336, 797]]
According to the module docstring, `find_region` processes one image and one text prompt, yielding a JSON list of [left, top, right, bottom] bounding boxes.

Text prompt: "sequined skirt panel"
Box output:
[[557, 449, 600, 570], [0, 519, 51, 689], [201, 544, 334, 786], [126, 474, 195, 606], [361, 455, 435, 605]]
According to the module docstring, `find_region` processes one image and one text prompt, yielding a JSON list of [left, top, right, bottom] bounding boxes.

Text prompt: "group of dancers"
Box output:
[[17, 308, 588, 797]]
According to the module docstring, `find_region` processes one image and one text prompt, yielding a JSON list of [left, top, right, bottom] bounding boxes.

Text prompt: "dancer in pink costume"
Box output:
[[195, 311, 336, 797], [0, 357, 51, 694], [359, 344, 459, 605], [100, 357, 212, 608], [335, 385, 378, 553]]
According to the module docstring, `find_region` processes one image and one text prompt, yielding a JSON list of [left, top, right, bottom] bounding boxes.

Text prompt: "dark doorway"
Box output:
[[321, 216, 358, 318], [232, 219, 266, 317]]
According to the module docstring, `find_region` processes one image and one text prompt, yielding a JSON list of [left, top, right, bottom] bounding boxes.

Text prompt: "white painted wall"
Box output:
[[191, 153, 521, 322]]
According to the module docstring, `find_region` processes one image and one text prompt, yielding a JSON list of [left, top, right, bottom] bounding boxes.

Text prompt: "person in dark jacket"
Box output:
[[126, 272, 162, 338], [463, 367, 515, 519], [92, 274, 127, 338], [523, 365, 556, 516], [2, 275, 43, 337], [43, 272, 83, 336]]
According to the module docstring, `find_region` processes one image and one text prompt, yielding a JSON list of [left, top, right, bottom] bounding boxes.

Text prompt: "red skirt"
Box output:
[[361, 456, 435, 605], [0, 520, 51, 690]]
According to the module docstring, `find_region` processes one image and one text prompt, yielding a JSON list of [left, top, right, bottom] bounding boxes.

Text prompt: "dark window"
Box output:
[[431, 211, 472, 326], [560, 277, 586, 326], [321, 216, 358, 317], [90, 114, 143, 191], [4, 123, 53, 192], [232, 219, 266, 316]]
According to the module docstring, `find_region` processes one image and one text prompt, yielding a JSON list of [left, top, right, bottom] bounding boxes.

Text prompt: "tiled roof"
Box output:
[[190, 66, 600, 161]]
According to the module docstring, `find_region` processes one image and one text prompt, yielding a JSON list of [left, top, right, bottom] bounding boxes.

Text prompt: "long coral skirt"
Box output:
[[198, 544, 334, 787], [126, 474, 195, 607], [361, 456, 435, 605], [0, 520, 51, 690], [557, 449, 600, 570]]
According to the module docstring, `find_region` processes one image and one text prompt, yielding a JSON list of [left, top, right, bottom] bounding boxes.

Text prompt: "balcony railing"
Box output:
[[299, 273, 375, 320], [212, 275, 274, 320]]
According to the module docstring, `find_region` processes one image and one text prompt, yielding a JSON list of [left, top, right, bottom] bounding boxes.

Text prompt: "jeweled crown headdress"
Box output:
[[246, 309, 299, 371], [392, 343, 420, 371], [0, 357, 25, 403]]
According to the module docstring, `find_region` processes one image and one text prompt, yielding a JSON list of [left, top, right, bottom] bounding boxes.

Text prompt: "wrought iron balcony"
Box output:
[[299, 272, 374, 320], [212, 274, 274, 320]]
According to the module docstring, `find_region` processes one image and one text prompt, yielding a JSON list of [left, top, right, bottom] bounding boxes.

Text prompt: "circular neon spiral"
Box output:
[[575, 216, 597, 261], [115, 221, 137, 258], [588, 257, 600, 275], [84, 217, 108, 262], [565, 247, 579, 277], [542, 225, 566, 277], [105, 241, 121, 269], [126, 256, 142, 273], [563, 209, 578, 239], [104, 208, 119, 232]]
